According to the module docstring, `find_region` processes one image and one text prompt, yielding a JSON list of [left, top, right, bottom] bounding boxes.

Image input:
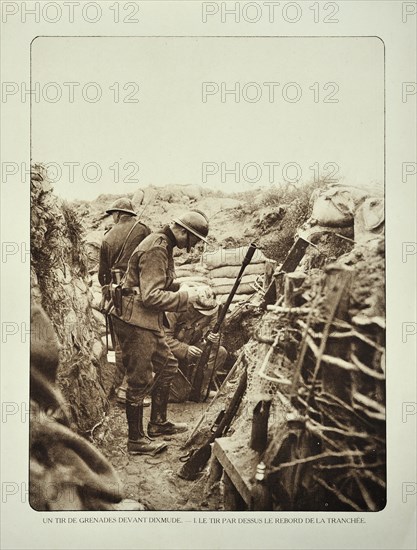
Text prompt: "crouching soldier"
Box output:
[[111, 211, 210, 456], [165, 285, 227, 402]]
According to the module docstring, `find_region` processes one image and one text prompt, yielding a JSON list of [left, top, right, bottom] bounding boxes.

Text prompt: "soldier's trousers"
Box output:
[[111, 315, 178, 405], [113, 338, 125, 389]]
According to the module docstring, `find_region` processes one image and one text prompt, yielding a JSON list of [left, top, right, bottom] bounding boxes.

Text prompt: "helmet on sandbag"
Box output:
[[173, 210, 209, 243], [106, 198, 137, 216]]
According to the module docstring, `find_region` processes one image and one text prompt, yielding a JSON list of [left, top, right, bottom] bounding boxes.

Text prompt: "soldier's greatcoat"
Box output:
[[118, 226, 188, 332], [98, 215, 150, 286], [111, 226, 189, 404]]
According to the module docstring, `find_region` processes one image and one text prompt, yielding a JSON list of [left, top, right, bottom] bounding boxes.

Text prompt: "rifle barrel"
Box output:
[[189, 243, 257, 402], [178, 367, 247, 480], [213, 243, 257, 332]]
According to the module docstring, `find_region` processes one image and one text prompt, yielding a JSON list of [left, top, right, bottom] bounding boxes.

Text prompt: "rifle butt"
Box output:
[[177, 445, 212, 480]]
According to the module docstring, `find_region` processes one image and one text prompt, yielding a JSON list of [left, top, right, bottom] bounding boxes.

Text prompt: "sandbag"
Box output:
[[176, 275, 210, 285], [85, 231, 103, 273], [218, 293, 254, 304], [202, 246, 266, 268], [311, 187, 356, 227], [214, 282, 257, 295], [209, 262, 265, 279], [175, 263, 207, 277], [354, 197, 385, 242], [90, 273, 103, 310], [175, 270, 207, 279], [156, 186, 183, 203], [181, 184, 203, 201], [211, 273, 260, 288]]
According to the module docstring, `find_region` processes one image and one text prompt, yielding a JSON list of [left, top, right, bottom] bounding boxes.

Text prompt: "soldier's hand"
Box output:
[[187, 346, 202, 359], [206, 331, 220, 345]]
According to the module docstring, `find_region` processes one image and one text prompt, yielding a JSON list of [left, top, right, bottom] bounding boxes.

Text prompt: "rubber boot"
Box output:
[[126, 402, 167, 455], [148, 385, 188, 436]]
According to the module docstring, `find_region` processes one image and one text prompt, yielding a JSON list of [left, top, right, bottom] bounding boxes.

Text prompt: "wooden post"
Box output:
[[284, 272, 306, 308], [206, 455, 223, 489], [223, 472, 246, 511], [321, 265, 353, 402], [262, 237, 310, 307]]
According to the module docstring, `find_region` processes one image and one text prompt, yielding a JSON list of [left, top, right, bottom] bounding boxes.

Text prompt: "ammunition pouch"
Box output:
[[111, 268, 123, 285], [119, 294, 141, 326], [110, 284, 123, 317], [109, 268, 125, 316]]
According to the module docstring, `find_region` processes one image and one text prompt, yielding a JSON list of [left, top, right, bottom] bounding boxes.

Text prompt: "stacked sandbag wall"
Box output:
[[174, 262, 210, 286], [177, 246, 275, 307], [204, 247, 270, 305]]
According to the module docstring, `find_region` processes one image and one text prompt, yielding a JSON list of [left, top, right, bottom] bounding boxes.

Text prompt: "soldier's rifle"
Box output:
[[188, 243, 258, 402], [101, 274, 116, 352], [178, 366, 247, 481]]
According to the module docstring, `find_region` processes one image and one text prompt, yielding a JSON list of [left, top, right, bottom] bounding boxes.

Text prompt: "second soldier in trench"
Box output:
[[98, 197, 150, 397]]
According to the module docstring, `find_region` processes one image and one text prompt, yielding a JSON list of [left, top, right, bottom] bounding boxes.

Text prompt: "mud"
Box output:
[[97, 400, 223, 511]]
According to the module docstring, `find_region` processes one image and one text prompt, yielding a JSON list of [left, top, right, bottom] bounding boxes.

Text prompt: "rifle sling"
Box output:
[[113, 218, 144, 271]]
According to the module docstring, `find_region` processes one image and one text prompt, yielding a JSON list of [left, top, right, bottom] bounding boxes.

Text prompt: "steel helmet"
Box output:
[[106, 198, 137, 216], [194, 285, 219, 316], [173, 210, 209, 243]]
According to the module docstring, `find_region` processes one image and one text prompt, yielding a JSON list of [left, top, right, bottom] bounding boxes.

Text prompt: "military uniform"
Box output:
[[98, 214, 150, 391], [165, 306, 213, 361], [98, 216, 150, 286], [165, 306, 227, 401], [111, 226, 188, 425], [111, 211, 209, 453]]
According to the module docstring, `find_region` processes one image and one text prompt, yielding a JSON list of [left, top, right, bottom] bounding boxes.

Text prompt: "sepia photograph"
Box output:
[[29, 36, 386, 512], [1, 2, 416, 549]]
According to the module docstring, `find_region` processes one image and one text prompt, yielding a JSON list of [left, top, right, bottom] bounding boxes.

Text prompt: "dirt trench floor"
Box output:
[[97, 399, 223, 511]]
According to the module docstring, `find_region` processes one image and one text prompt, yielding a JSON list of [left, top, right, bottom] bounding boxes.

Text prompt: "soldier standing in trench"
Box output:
[[98, 197, 150, 394], [111, 211, 209, 455]]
